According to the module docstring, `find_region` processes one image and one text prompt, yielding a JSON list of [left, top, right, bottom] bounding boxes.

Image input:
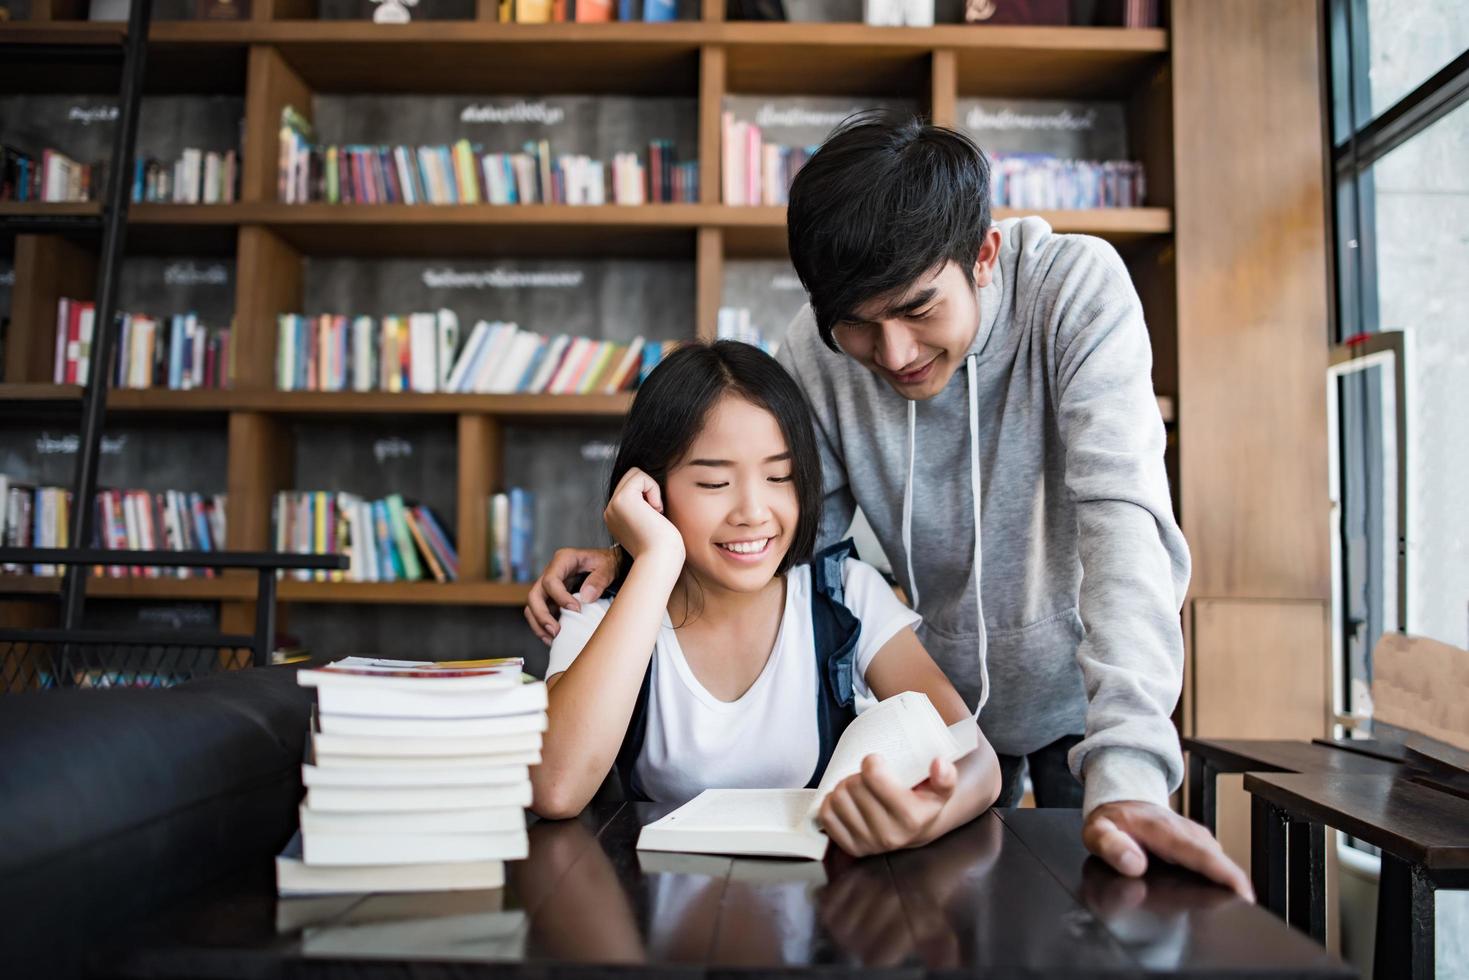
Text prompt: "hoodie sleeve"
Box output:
[[1046, 238, 1191, 816], [777, 308, 858, 551]]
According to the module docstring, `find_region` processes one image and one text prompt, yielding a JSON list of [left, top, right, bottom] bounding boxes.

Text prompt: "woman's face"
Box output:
[[662, 393, 800, 596]]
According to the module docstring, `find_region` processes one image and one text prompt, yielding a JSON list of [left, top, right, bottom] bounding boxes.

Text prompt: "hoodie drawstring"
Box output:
[[899, 354, 991, 718]]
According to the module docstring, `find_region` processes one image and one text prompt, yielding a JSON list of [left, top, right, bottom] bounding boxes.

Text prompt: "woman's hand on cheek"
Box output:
[[818, 755, 959, 857], [603, 467, 685, 568]]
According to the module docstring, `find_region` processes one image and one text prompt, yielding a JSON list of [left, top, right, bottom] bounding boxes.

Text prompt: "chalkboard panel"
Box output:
[[722, 95, 920, 151], [956, 97, 1130, 159], [502, 423, 620, 573], [0, 95, 242, 169], [116, 257, 237, 326], [304, 258, 693, 344], [720, 258, 809, 348], [290, 419, 459, 531], [0, 422, 227, 495], [310, 95, 697, 165], [285, 605, 551, 676]]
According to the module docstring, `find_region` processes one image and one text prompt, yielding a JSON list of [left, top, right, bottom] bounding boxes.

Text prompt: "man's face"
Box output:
[[831, 230, 1002, 401]]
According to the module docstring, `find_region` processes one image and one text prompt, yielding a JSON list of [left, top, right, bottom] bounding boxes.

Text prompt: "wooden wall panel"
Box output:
[[1171, 0, 1332, 603], [6, 236, 96, 384], [1191, 597, 1330, 739], [457, 414, 504, 582]]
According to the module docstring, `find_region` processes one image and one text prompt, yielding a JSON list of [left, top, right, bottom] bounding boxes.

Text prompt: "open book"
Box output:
[[636, 691, 979, 861]]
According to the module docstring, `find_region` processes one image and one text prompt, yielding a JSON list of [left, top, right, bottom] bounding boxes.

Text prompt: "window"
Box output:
[[1327, 0, 1469, 726]]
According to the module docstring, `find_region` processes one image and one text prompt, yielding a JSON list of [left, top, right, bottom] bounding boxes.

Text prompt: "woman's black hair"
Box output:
[[607, 340, 823, 589], [787, 110, 992, 352]]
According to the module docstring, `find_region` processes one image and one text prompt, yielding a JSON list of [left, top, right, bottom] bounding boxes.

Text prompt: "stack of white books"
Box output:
[[276, 657, 548, 896]]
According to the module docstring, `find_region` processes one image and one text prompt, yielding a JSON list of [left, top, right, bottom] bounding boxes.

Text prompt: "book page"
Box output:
[[812, 692, 960, 806], [647, 789, 818, 833]]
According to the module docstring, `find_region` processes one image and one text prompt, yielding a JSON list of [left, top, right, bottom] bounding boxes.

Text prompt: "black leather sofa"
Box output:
[[0, 665, 314, 979]]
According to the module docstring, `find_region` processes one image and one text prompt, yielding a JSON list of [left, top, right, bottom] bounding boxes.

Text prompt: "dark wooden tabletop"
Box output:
[[1182, 737, 1403, 777], [86, 803, 1351, 980], [1243, 772, 1469, 872]]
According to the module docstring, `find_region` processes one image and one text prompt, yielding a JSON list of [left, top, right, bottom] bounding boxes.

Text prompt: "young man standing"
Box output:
[[526, 114, 1249, 897]]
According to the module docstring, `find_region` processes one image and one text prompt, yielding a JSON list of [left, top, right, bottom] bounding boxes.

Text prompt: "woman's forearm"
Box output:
[[532, 554, 683, 818]]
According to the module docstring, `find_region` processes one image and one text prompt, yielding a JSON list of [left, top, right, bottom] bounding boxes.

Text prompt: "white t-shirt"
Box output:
[[545, 558, 922, 803]]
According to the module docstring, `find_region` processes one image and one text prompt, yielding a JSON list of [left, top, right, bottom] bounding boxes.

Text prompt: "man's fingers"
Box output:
[[522, 605, 553, 646], [1127, 816, 1254, 900], [577, 555, 616, 603], [1083, 815, 1148, 878], [542, 570, 579, 613]]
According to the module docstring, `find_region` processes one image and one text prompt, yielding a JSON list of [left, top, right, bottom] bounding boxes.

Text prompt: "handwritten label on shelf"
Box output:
[[138, 606, 214, 630], [754, 104, 866, 130], [964, 105, 1100, 133], [580, 441, 616, 462], [459, 101, 567, 126], [421, 268, 584, 290], [163, 262, 230, 287], [373, 437, 414, 464], [67, 105, 119, 126], [36, 433, 127, 456]]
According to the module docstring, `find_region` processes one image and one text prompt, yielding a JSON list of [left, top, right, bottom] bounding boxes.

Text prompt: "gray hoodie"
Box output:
[[776, 216, 1189, 815]]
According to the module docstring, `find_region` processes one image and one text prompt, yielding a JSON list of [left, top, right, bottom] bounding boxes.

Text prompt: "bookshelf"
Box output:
[[1, 7, 1182, 664]]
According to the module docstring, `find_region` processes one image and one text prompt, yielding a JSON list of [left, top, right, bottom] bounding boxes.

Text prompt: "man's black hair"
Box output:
[[786, 111, 992, 352], [606, 341, 823, 589]]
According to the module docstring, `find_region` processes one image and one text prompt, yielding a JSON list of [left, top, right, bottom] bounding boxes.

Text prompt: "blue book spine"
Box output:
[[168, 315, 184, 390], [373, 499, 402, 581], [132, 158, 145, 203], [509, 488, 534, 583], [643, 0, 674, 21], [190, 493, 213, 551], [513, 338, 549, 393]]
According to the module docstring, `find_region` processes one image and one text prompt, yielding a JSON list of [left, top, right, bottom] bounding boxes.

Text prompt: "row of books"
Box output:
[[53, 299, 231, 390], [720, 115, 816, 206], [442, 325, 676, 396], [1, 145, 237, 204], [273, 491, 460, 584], [275, 309, 678, 396], [990, 155, 1146, 210], [279, 657, 546, 895], [0, 477, 226, 579], [130, 149, 240, 205], [91, 489, 228, 579], [1, 146, 102, 203], [279, 111, 695, 206], [487, 489, 535, 584], [497, 0, 676, 22], [715, 306, 778, 355]]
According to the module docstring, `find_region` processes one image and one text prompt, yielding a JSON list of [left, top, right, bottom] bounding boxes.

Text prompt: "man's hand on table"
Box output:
[[1083, 800, 1254, 901]]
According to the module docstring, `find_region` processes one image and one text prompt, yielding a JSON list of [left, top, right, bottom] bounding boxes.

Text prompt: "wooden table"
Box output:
[[1245, 772, 1469, 980], [1182, 737, 1403, 833], [80, 803, 1350, 980]]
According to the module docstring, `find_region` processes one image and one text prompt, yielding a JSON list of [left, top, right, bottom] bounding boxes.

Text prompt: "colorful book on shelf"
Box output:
[[273, 492, 457, 585]]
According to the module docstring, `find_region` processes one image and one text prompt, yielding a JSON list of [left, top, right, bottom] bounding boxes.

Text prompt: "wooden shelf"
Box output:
[[2, 20, 1163, 97], [1, 574, 530, 606], [721, 206, 1172, 255], [1, 574, 256, 601], [277, 580, 529, 605], [250, 203, 708, 257], [0, 385, 633, 419]]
